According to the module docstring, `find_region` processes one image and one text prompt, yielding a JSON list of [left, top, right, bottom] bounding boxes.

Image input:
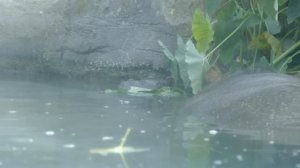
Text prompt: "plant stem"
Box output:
[[278, 7, 287, 14], [209, 16, 250, 63], [281, 27, 297, 41], [273, 40, 300, 65], [286, 50, 300, 71], [252, 21, 263, 70], [119, 128, 131, 147], [119, 128, 131, 168]]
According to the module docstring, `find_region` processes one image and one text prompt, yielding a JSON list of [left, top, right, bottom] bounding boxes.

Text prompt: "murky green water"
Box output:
[[0, 80, 299, 168]]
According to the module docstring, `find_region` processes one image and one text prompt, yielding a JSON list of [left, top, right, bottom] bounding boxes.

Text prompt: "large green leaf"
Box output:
[[287, 0, 300, 23], [158, 40, 179, 85], [185, 40, 210, 95], [175, 37, 190, 89], [192, 8, 214, 53], [256, 0, 281, 34], [158, 40, 175, 61]]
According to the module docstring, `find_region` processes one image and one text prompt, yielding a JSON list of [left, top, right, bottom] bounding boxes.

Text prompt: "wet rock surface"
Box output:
[[0, 0, 202, 81]]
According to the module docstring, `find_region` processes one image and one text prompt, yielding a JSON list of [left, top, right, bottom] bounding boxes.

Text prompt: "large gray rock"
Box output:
[[0, 0, 202, 81], [184, 73, 300, 145]]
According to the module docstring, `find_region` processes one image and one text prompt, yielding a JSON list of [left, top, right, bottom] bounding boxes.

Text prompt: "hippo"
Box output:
[[183, 73, 300, 145]]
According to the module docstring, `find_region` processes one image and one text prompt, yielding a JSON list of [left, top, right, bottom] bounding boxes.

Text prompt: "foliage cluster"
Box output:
[[160, 0, 300, 95]]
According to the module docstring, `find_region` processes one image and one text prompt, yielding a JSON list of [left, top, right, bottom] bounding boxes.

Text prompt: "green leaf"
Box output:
[[263, 32, 282, 60], [257, 0, 281, 34], [257, 0, 279, 20], [257, 56, 272, 69], [279, 0, 287, 6], [219, 43, 240, 65], [249, 33, 270, 49], [272, 39, 300, 65], [216, 0, 236, 20], [287, 0, 300, 23], [276, 57, 293, 72], [158, 40, 175, 61], [275, 50, 300, 72], [174, 36, 190, 89], [213, 19, 244, 57], [232, 2, 249, 21], [204, 0, 223, 16], [249, 32, 282, 60], [192, 8, 214, 53], [158, 40, 179, 85], [245, 13, 261, 28], [185, 40, 210, 95], [264, 16, 281, 34]]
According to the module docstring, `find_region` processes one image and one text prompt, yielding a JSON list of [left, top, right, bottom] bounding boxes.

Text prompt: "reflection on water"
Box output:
[[178, 116, 300, 168], [0, 80, 300, 168], [0, 80, 177, 168]]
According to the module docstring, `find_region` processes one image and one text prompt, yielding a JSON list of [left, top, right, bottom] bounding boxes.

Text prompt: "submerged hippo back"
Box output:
[[184, 73, 300, 131]]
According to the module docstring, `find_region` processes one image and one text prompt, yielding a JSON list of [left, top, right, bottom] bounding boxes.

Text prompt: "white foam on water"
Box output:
[[63, 144, 76, 148], [45, 131, 55, 136]]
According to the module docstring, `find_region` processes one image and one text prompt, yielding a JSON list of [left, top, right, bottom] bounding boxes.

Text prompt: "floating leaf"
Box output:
[[128, 86, 152, 93], [90, 128, 150, 168], [185, 40, 210, 94], [127, 86, 182, 97], [192, 8, 214, 53]]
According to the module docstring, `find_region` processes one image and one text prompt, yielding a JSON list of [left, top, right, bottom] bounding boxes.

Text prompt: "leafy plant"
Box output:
[[159, 0, 300, 95], [201, 0, 300, 73], [159, 36, 210, 95]]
